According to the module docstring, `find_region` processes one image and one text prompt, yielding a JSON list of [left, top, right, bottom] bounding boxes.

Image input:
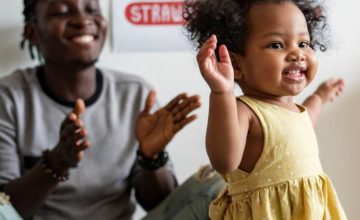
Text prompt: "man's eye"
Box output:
[[299, 41, 310, 48], [269, 42, 283, 49], [86, 1, 100, 14], [49, 9, 69, 17], [48, 4, 70, 16], [86, 7, 99, 14], [51, 11, 68, 16]]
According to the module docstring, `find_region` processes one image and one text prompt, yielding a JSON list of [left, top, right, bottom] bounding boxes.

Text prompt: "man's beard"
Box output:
[[72, 59, 98, 69]]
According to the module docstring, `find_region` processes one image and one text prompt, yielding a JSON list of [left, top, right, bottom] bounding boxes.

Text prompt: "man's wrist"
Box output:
[[43, 150, 69, 182], [136, 149, 169, 171]]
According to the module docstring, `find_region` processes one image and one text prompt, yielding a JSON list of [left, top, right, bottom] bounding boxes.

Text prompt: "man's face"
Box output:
[[31, 0, 107, 67]]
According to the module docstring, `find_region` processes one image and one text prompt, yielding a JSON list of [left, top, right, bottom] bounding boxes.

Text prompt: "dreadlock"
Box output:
[[21, 0, 40, 60]]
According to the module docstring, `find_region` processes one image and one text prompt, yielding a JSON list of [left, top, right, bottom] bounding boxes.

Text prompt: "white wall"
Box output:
[[0, 0, 359, 219]]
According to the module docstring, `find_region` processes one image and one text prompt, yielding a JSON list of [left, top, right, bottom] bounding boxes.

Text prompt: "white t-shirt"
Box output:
[[0, 66, 174, 220]]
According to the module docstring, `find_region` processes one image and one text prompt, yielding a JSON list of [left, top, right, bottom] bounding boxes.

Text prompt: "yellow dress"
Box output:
[[209, 96, 347, 220]]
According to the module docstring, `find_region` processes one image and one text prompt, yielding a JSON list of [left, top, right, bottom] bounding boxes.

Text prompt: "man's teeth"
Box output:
[[72, 35, 94, 44]]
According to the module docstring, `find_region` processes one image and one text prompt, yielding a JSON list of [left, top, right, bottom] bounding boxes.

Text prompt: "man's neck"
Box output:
[[43, 64, 97, 103]]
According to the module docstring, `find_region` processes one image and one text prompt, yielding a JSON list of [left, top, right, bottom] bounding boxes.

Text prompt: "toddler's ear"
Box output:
[[229, 52, 243, 80]]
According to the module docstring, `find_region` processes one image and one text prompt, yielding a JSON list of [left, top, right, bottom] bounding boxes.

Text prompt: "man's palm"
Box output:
[[135, 91, 201, 158]]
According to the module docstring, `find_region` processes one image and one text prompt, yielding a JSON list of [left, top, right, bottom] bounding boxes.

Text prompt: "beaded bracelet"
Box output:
[[0, 192, 10, 205], [41, 150, 69, 182], [136, 149, 169, 171]]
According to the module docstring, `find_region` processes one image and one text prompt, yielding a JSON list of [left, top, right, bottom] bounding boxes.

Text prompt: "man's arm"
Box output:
[[134, 91, 200, 209], [1, 100, 89, 218], [3, 164, 59, 218], [135, 168, 177, 210]]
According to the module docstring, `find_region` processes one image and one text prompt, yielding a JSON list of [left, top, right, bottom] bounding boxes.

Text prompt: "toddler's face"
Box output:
[[235, 2, 318, 98]]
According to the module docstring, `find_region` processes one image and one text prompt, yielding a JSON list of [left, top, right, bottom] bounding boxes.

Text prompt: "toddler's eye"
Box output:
[[299, 41, 309, 48], [269, 42, 283, 49]]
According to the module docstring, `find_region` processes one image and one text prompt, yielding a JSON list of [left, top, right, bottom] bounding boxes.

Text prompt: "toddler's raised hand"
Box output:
[[315, 78, 345, 104], [48, 99, 90, 175], [197, 35, 235, 93]]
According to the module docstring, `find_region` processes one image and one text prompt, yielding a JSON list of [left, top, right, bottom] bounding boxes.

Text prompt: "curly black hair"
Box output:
[[21, 0, 39, 60], [183, 0, 328, 55]]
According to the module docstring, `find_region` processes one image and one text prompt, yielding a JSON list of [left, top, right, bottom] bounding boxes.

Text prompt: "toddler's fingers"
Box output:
[[202, 35, 217, 48], [197, 48, 213, 67], [337, 78, 345, 89], [197, 36, 217, 60], [218, 44, 231, 64]]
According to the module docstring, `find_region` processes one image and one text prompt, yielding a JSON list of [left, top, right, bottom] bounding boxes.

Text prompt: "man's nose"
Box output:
[[69, 13, 93, 28]]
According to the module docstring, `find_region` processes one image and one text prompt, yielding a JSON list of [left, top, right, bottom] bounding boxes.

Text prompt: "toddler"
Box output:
[[184, 0, 347, 219]]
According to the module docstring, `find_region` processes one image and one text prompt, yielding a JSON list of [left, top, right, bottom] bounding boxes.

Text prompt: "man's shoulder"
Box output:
[[0, 67, 37, 90], [99, 68, 153, 90]]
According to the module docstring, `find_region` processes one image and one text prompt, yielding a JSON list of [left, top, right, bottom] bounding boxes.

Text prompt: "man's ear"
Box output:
[[229, 52, 243, 81], [24, 22, 39, 46]]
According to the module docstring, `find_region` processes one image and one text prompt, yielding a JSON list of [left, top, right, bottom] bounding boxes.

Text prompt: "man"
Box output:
[[0, 0, 205, 219]]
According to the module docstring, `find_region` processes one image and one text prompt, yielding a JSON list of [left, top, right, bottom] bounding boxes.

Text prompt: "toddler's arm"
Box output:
[[303, 78, 344, 126], [197, 35, 247, 173]]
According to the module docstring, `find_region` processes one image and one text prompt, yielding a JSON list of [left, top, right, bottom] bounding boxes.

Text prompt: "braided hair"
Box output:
[[21, 0, 39, 60]]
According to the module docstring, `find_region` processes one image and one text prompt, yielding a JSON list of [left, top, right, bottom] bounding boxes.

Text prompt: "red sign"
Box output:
[[125, 1, 184, 25]]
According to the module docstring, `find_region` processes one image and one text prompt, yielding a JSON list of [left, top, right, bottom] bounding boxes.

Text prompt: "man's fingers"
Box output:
[[66, 128, 87, 147], [60, 117, 84, 138], [171, 94, 200, 114], [63, 139, 90, 167], [174, 115, 198, 132], [143, 91, 157, 114], [60, 113, 77, 130], [76, 140, 91, 152], [75, 141, 91, 163], [173, 98, 201, 122], [164, 93, 188, 111], [73, 99, 85, 117]]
